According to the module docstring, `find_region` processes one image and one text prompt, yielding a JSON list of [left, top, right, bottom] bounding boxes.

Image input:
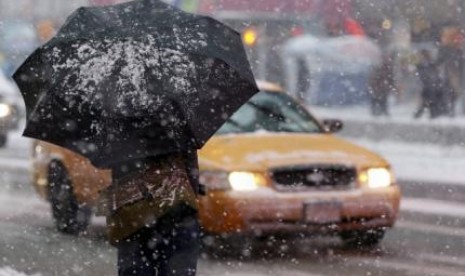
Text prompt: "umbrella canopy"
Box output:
[[13, 0, 258, 169]]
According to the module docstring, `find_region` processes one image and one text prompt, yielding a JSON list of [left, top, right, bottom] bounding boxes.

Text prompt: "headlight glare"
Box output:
[[200, 171, 266, 192], [228, 172, 260, 191], [0, 103, 11, 117], [34, 144, 43, 156], [362, 168, 393, 188]]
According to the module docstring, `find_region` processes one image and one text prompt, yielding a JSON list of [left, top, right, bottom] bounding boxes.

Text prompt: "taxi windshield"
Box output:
[[217, 91, 322, 135]]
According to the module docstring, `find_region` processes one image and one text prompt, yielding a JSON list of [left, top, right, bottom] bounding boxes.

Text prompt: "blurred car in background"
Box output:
[[0, 71, 24, 146], [31, 81, 401, 249], [0, 97, 14, 147]]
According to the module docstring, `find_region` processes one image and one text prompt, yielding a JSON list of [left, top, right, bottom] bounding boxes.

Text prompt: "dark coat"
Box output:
[[98, 152, 200, 244], [111, 150, 200, 195], [369, 58, 396, 99], [417, 60, 440, 95]]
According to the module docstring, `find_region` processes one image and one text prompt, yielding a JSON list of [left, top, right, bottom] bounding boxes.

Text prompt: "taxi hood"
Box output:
[[198, 132, 388, 172]]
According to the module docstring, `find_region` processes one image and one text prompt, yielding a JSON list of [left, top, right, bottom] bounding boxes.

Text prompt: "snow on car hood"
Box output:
[[198, 132, 389, 171]]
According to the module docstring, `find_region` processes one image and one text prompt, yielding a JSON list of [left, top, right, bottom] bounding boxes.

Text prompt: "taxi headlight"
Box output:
[[360, 168, 393, 188], [199, 171, 266, 191], [34, 144, 43, 156], [228, 172, 264, 191], [0, 103, 11, 118]]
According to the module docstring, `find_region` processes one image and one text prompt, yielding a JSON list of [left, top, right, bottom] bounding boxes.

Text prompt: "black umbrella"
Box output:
[[13, 0, 258, 169]]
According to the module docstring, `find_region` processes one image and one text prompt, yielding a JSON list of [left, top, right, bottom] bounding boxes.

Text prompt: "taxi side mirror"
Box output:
[[322, 119, 343, 133]]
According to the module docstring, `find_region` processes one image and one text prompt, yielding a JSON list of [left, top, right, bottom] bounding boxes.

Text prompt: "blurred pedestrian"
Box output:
[[368, 53, 396, 116], [414, 50, 442, 119], [100, 151, 201, 276], [436, 28, 464, 117], [296, 58, 311, 101]]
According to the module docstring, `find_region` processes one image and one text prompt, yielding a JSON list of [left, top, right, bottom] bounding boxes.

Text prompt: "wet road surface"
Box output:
[[1, 137, 465, 276]]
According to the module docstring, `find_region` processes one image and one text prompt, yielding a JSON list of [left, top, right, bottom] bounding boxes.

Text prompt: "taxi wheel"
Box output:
[[0, 135, 7, 147], [340, 228, 386, 248], [48, 162, 91, 235]]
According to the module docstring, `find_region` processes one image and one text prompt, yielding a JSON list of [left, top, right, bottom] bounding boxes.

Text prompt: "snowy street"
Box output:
[[2, 0, 465, 275], [1, 129, 465, 276], [2, 178, 465, 276]]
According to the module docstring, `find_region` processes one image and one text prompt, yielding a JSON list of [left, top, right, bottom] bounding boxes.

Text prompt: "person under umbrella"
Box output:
[[13, 0, 259, 275]]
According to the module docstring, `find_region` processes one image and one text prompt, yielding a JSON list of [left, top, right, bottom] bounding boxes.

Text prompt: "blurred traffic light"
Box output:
[[381, 19, 392, 30], [242, 27, 258, 46]]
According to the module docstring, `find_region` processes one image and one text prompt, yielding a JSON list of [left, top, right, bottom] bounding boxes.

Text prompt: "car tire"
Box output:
[[0, 135, 7, 147], [48, 162, 91, 235], [340, 228, 386, 248]]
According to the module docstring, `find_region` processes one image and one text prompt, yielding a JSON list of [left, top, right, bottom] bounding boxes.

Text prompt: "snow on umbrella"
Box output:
[[13, 0, 258, 169]]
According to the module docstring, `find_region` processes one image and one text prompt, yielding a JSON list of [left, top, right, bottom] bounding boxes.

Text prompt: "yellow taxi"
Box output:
[[31, 81, 401, 248]]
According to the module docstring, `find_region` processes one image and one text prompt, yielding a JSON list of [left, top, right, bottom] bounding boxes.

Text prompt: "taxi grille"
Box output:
[[271, 165, 356, 190]]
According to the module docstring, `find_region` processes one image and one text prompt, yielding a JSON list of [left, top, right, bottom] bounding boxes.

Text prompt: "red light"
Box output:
[[344, 18, 365, 36]]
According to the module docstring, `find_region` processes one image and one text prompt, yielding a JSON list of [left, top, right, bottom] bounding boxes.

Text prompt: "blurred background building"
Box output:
[[0, 0, 463, 111]]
